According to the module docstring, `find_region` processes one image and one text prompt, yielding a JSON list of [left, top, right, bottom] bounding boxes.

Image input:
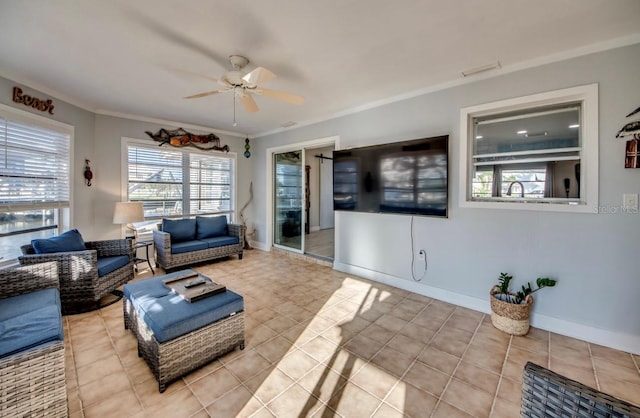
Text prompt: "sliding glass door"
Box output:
[[274, 151, 304, 251]]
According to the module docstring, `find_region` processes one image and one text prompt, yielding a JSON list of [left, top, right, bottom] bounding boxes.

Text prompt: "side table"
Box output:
[[134, 241, 155, 274]]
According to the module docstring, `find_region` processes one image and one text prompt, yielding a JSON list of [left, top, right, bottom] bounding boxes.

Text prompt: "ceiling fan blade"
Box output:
[[184, 90, 224, 99], [218, 77, 233, 88], [172, 68, 219, 84], [242, 67, 276, 86], [239, 93, 259, 113], [258, 88, 305, 105]]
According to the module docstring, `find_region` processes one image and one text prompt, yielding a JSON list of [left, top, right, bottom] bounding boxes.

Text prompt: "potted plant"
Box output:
[[490, 273, 557, 335]]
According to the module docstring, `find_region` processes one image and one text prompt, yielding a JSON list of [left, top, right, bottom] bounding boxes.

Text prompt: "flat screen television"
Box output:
[[333, 135, 448, 217]]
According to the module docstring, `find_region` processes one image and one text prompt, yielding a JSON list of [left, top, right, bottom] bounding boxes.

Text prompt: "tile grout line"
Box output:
[[632, 353, 640, 376], [488, 332, 513, 418], [100, 305, 148, 415], [587, 343, 602, 391], [326, 293, 436, 417], [431, 311, 490, 418], [368, 302, 454, 417], [64, 316, 84, 417], [364, 294, 435, 417]]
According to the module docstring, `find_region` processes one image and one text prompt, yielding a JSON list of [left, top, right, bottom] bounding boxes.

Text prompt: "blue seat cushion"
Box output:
[[31, 229, 86, 254], [171, 240, 208, 254], [97, 255, 130, 277], [123, 270, 244, 343], [163, 218, 197, 243], [196, 215, 228, 239], [200, 236, 239, 249], [0, 288, 63, 359]]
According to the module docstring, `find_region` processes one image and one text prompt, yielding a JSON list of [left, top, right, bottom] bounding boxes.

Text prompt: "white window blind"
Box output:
[[127, 144, 234, 219], [0, 116, 70, 211]]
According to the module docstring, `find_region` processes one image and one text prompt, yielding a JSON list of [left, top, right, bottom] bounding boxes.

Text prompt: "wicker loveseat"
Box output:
[[0, 262, 67, 417], [19, 229, 134, 313], [521, 362, 640, 417], [153, 216, 245, 271]]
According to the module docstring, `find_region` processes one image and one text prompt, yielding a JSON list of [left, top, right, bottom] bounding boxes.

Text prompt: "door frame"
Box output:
[[266, 136, 339, 253]]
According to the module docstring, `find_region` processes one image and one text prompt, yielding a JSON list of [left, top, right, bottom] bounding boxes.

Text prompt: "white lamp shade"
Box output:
[[113, 202, 144, 224]]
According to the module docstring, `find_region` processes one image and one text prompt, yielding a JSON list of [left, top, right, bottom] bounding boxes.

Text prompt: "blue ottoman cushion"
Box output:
[[123, 270, 244, 343], [0, 288, 63, 359], [97, 255, 131, 277], [200, 236, 240, 249]]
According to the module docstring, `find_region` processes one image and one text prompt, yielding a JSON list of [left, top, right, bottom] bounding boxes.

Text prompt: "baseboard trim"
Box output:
[[248, 240, 270, 251], [333, 261, 640, 355]]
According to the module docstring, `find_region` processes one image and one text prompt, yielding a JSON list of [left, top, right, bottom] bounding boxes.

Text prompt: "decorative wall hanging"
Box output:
[[145, 128, 229, 151], [244, 138, 251, 158], [625, 139, 639, 168], [12, 87, 55, 114], [84, 159, 93, 186], [616, 105, 640, 169], [239, 181, 254, 250]]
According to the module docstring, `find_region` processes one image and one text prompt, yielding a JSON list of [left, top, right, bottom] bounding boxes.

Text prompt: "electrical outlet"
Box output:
[[623, 193, 638, 212], [418, 250, 426, 260]]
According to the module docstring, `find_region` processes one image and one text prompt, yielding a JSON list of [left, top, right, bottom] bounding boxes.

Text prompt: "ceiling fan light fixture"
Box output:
[[228, 55, 249, 70], [182, 54, 303, 126]]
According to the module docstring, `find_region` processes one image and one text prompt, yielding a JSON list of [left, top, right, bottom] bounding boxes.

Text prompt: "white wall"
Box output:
[[0, 76, 97, 238], [93, 115, 251, 240], [0, 76, 252, 243], [253, 44, 640, 353]]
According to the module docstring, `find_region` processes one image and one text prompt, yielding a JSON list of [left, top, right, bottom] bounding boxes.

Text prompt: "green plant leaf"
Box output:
[[497, 272, 513, 294], [536, 277, 557, 288]]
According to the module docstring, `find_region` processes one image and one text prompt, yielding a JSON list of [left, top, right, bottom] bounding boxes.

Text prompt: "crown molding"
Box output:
[[94, 109, 247, 138], [255, 33, 640, 138]]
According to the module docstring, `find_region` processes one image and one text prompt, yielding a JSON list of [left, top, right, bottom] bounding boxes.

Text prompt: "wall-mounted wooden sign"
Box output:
[[12, 87, 55, 115]]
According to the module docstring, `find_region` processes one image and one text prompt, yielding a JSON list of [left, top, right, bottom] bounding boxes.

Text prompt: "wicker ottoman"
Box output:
[[123, 270, 244, 393]]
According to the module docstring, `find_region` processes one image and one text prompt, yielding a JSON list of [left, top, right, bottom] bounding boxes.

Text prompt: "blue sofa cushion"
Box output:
[[97, 255, 130, 277], [196, 216, 228, 239], [123, 270, 244, 343], [200, 236, 239, 249], [163, 218, 196, 243], [0, 288, 63, 359], [171, 240, 208, 254], [31, 229, 86, 254]]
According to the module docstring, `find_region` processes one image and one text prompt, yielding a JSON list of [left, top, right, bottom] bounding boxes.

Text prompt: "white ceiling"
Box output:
[[1, 0, 639, 137]]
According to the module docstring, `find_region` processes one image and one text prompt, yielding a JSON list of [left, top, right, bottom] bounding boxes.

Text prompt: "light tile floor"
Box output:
[[64, 250, 640, 417]]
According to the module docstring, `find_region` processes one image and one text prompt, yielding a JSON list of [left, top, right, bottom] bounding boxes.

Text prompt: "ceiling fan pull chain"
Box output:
[[233, 88, 237, 127]]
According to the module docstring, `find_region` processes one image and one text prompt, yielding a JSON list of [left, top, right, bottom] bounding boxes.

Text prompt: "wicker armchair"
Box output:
[[0, 262, 67, 417], [521, 362, 640, 417], [19, 238, 134, 312]]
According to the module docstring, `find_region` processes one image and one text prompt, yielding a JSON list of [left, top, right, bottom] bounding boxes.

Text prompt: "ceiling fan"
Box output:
[[182, 55, 304, 117]]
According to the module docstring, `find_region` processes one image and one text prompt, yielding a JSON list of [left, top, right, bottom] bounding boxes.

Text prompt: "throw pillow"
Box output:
[[32, 229, 86, 254], [162, 218, 197, 243], [196, 215, 228, 239]]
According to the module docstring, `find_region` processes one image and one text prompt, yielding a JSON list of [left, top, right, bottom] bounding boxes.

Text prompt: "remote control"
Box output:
[[184, 279, 206, 288]]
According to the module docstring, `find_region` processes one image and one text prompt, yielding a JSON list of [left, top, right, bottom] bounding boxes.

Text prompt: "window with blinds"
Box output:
[[127, 144, 234, 219], [0, 106, 72, 261]]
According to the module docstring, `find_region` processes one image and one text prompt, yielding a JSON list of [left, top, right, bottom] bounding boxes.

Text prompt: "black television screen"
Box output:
[[333, 135, 448, 217]]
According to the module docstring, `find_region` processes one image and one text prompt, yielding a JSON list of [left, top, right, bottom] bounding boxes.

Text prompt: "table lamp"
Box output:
[[113, 201, 144, 239]]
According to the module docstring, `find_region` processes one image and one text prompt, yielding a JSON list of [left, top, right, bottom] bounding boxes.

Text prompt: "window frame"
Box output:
[[121, 137, 237, 222], [459, 84, 599, 213], [0, 103, 73, 264]]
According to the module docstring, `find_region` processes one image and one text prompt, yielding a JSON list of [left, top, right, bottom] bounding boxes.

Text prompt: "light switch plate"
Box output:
[[623, 193, 638, 212]]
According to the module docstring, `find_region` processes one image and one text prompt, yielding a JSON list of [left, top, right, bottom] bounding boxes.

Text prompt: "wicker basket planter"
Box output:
[[490, 286, 533, 336]]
